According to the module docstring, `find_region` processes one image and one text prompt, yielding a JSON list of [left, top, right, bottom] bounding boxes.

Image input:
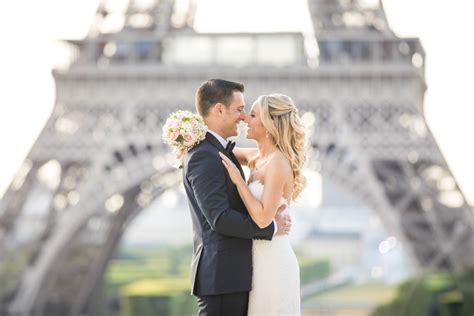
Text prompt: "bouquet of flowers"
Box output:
[[162, 110, 208, 167]]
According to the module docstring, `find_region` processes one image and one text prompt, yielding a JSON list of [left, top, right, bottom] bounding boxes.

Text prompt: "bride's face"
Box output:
[[245, 103, 266, 140]]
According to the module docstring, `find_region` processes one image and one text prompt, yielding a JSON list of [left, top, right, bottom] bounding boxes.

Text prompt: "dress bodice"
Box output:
[[248, 180, 290, 210]]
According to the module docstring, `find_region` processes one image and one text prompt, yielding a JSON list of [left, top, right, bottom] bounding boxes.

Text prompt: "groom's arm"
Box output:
[[187, 149, 274, 240]]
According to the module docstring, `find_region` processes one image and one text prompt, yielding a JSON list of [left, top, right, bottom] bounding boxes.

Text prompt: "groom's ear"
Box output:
[[213, 103, 224, 116]]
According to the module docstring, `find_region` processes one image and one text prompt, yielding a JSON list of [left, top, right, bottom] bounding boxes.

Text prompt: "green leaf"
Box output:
[[175, 134, 184, 143]]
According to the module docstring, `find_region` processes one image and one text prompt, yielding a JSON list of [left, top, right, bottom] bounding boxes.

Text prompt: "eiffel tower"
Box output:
[[1, 0, 473, 314]]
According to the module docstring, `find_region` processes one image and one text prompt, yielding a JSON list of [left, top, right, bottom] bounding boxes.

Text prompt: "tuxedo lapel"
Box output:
[[205, 132, 245, 180], [205, 132, 226, 152], [228, 150, 245, 179]]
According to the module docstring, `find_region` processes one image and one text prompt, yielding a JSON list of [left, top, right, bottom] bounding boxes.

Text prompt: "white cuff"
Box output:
[[273, 219, 278, 236]]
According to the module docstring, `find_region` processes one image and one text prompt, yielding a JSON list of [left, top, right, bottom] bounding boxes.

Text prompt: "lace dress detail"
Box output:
[[247, 181, 301, 316]]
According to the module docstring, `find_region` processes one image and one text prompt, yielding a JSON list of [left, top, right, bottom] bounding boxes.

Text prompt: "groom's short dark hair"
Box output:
[[196, 79, 245, 117]]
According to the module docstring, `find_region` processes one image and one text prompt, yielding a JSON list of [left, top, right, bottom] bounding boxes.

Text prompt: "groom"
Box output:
[[182, 79, 291, 315]]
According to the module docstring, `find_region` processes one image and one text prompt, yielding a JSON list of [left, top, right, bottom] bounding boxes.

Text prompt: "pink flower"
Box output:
[[171, 131, 181, 142], [183, 132, 196, 144], [170, 121, 180, 129]]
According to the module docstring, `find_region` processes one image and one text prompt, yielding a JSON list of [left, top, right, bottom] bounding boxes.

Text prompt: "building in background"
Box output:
[[298, 180, 411, 283]]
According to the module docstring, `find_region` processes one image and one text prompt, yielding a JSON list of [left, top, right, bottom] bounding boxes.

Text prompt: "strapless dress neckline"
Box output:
[[247, 180, 290, 207]]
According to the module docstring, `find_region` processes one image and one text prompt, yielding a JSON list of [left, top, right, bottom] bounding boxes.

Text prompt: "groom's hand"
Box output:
[[274, 205, 292, 236]]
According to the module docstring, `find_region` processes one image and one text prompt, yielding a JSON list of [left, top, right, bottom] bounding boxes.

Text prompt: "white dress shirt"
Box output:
[[208, 129, 228, 149]]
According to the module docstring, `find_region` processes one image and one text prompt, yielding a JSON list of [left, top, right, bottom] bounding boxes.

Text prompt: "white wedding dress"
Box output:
[[247, 181, 301, 316]]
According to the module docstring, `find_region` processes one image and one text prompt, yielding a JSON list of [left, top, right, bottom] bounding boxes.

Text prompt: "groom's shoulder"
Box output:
[[187, 139, 216, 160], [189, 138, 212, 153]]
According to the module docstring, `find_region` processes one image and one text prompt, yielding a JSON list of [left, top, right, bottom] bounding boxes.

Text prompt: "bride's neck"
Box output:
[[257, 138, 277, 158]]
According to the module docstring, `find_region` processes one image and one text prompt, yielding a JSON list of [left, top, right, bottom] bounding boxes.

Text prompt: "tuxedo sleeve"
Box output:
[[187, 149, 274, 240]]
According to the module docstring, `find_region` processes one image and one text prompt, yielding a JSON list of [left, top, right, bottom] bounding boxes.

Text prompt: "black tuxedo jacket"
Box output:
[[183, 132, 274, 296]]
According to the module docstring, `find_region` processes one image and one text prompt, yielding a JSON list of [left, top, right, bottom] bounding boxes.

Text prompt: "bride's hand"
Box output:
[[219, 152, 243, 185]]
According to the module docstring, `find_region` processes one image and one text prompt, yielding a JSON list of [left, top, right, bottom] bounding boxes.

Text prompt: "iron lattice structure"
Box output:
[[1, 0, 473, 314]]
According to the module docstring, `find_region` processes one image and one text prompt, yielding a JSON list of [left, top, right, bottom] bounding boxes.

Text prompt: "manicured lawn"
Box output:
[[303, 282, 397, 306], [105, 245, 192, 296]]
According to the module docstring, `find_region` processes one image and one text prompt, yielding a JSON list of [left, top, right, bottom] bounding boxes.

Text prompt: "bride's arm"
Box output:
[[220, 153, 288, 228], [233, 147, 258, 166]]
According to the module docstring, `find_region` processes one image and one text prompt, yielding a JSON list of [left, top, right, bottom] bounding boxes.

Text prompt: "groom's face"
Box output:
[[221, 91, 246, 138]]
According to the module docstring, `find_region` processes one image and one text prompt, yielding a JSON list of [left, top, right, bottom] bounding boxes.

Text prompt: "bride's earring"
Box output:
[[265, 131, 269, 139]]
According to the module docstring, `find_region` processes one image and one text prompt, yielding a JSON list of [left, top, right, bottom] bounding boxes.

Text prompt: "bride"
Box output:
[[219, 94, 307, 315]]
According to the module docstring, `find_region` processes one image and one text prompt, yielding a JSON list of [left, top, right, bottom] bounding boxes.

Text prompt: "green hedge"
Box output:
[[372, 268, 474, 316], [106, 245, 192, 296], [120, 278, 197, 316], [299, 257, 331, 285]]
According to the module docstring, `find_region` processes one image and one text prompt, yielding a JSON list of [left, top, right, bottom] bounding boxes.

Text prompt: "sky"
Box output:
[[0, 0, 473, 205]]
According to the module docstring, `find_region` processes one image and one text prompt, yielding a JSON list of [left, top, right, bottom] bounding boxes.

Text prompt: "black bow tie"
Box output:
[[225, 140, 235, 153]]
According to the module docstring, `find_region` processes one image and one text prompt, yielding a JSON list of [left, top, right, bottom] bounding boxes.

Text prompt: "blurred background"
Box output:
[[0, 0, 473, 315]]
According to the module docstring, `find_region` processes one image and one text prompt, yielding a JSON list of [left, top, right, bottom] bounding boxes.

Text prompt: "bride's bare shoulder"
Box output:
[[268, 151, 292, 175]]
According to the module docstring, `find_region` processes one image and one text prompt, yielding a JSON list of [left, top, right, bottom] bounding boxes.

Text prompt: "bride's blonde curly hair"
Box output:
[[255, 94, 307, 200]]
